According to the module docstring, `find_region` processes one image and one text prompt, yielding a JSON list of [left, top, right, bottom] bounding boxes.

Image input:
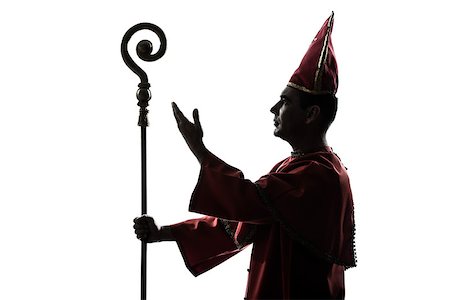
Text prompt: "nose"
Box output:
[[270, 101, 281, 115]]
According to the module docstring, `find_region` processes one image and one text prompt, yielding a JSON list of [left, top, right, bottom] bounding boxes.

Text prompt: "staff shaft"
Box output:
[[141, 125, 147, 215], [141, 125, 148, 300]]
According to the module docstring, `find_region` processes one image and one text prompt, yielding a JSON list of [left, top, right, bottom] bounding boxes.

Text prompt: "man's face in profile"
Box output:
[[270, 86, 306, 141]]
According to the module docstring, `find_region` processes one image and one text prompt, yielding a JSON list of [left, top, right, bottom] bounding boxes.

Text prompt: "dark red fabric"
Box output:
[[170, 147, 356, 299], [170, 216, 244, 275], [289, 13, 338, 95]]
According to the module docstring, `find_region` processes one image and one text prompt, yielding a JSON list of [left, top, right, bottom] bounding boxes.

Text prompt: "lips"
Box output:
[[274, 119, 280, 127]]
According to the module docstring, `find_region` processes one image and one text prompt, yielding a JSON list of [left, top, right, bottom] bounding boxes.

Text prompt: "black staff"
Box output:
[[121, 23, 167, 300]]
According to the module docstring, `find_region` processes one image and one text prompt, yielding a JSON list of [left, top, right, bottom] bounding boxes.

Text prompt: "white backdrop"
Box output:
[[1, 1, 449, 299]]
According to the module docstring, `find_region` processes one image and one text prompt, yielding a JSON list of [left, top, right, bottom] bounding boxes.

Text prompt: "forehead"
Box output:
[[280, 86, 301, 101]]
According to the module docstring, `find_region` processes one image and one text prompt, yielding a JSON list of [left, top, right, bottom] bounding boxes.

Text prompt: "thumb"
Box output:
[[193, 108, 203, 136], [193, 108, 201, 126]]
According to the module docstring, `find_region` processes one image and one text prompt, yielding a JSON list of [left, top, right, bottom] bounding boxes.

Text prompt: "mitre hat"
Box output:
[[288, 12, 338, 95]]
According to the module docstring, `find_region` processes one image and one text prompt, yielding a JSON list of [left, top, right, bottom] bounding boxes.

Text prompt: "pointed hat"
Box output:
[[288, 12, 338, 95]]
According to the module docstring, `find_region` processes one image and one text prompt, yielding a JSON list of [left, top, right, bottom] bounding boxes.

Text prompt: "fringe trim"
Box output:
[[350, 198, 358, 269], [218, 219, 256, 250]]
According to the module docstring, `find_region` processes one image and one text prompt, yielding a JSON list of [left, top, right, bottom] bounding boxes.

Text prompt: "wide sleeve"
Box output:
[[169, 216, 248, 276], [188, 152, 274, 223]]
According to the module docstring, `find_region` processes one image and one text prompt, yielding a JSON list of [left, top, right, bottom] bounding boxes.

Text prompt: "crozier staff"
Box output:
[[134, 12, 356, 299]]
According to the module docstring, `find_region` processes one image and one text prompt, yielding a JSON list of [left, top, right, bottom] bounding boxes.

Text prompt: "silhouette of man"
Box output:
[[134, 12, 356, 299]]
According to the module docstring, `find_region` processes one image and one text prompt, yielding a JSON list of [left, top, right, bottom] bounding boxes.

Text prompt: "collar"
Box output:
[[291, 146, 332, 157]]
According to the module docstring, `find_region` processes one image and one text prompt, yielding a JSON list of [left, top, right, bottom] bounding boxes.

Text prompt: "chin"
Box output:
[[273, 129, 285, 139], [273, 129, 280, 137]]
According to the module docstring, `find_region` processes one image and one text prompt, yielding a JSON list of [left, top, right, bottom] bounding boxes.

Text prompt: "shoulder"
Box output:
[[268, 150, 349, 184], [285, 152, 349, 188]]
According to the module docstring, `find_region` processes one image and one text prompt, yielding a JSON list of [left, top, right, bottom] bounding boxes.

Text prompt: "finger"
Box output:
[[193, 109, 200, 127], [134, 224, 147, 230], [134, 217, 145, 224], [193, 108, 203, 135], [172, 102, 187, 124], [134, 219, 147, 226], [143, 215, 154, 222], [137, 234, 148, 241], [135, 229, 149, 235], [135, 215, 153, 222], [171, 102, 181, 123]]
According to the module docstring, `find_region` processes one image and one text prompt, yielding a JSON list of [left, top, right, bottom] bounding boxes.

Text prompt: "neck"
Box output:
[[290, 134, 328, 154]]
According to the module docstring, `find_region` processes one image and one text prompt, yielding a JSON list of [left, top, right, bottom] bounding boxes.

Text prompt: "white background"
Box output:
[[1, 0, 449, 299]]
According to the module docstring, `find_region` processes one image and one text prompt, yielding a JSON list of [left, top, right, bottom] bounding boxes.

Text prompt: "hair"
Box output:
[[297, 90, 338, 131]]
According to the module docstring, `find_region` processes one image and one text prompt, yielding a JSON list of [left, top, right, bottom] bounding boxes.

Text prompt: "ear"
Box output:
[[305, 105, 320, 124]]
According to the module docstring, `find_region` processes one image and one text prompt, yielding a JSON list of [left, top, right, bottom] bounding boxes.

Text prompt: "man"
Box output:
[[134, 12, 356, 299]]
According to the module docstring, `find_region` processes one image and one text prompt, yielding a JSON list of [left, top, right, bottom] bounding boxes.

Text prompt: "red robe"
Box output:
[[170, 147, 356, 299]]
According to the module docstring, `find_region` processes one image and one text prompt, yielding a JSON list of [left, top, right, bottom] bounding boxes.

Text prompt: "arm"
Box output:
[[171, 102, 273, 223], [133, 215, 247, 276], [189, 152, 273, 223], [159, 225, 174, 241]]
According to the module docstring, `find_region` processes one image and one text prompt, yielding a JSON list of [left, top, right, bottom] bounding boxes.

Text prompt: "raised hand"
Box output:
[[172, 102, 208, 162]]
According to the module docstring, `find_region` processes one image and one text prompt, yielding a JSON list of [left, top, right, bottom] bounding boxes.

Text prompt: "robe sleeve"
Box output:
[[188, 152, 274, 224], [170, 216, 249, 276]]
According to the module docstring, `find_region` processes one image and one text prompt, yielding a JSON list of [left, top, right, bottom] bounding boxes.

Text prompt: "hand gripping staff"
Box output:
[[120, 23, 167, 300]]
